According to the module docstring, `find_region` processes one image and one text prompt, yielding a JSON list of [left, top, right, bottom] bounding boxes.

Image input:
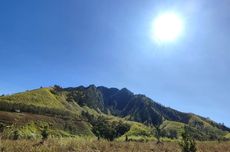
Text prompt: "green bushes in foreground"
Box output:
[[180, 126, 197, 152], [92, 117, 130, 141], [82, 111, 130, 141]]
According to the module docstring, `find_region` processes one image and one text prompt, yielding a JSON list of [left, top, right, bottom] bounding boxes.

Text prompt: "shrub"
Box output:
[[114, 121, 130, 137], [180, 126, 197, 152], [41, 126, 49, 140], [91, 116, 130, 141], [13, 130, 20, 140], [0, 123, 5, 133], [92, 116, 116, 141]]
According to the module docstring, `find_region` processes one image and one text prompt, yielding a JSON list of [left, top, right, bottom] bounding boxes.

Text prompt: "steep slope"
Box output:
[[62, 85, 229, 132], [61, 85, 230, 140], [64, 85, 104, 111]]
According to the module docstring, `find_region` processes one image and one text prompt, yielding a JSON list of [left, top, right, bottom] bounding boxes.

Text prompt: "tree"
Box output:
[[150, 115, 165, 144], [41, 126, 49, 141], [168, 129, 178, 139], [125, 135, 128, 141], [154, 124, 163, 144], [0, 123, 5, 146], [81, 111, 97, 123], [51, 85, 63, 95], [53, 85, 62, 91], [13, 130, 20, 140], [0, 123, 4, 133], [114, 121, 130, 137], [91, 116, 130, 141], [92, 116, 116, 141], [180, 126, 197, 152]]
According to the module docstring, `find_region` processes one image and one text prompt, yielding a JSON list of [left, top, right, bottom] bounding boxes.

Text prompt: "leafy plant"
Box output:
[[91, 116, 130, 141], [180, 126, 197, 152], [13, 130, 20, 140], [148, 115, 165, 144], [41, 126, 49, 140]]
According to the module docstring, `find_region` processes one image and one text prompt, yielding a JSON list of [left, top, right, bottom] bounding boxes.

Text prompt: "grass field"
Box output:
[[0, 138, 230, 152]]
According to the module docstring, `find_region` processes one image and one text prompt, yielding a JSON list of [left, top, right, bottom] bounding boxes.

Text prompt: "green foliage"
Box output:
[[91, 116, 115, 141], [13, 130, 20, 140], [146, 115, 165, 143], [123, 123, 153, 139], [161, 129, 178, 139], [160, 121, 185, 139], [41, 126, 49, 140], [225, 133, 230, 139], [114, 121, 130, 137], [180, 126, 197, 152], [53, 85, 63, 91], [0, 123, 5, 133], [90, 116, 130, 141]]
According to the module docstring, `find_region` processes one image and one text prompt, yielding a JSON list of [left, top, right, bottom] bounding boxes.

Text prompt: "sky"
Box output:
[[0, 0, 230, 126]]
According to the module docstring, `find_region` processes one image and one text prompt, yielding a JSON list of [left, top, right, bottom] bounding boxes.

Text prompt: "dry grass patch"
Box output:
[[0, 139, 230, 152]]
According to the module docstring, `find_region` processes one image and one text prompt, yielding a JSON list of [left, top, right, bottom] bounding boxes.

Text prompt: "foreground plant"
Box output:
[[180, 126, 197, 152]]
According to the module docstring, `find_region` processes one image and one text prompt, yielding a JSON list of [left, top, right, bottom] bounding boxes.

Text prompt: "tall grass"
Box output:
[[0, 138, 230, 152]]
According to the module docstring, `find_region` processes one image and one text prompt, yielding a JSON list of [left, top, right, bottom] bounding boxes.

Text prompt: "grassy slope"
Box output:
[[117, 122, 156, 141], [188, 115, 212, 127], [188, 115, 228, 136], [225, 133, 230, 139], [0, 111, 94, 139], [0, 88, 65, 109], [161, 120, 185, 135]]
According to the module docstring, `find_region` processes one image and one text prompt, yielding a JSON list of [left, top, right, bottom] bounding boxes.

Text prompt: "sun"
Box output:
[[152, 12, 184, 43]]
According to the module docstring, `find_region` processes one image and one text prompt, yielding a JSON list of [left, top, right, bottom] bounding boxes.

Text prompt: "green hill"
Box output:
[[0, 85, 229, 141], [0, 88, 63, 108]]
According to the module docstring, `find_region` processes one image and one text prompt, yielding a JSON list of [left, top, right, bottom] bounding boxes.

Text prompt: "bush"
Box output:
[[180, 126, 197, 152], [92, 116, 115, 141], [13, 130, 20, 140], [114, 121, 130, 137], [162, 129, 178, 139], [0, 123, 5, 133], [91, 116, 130, 141], [41, 126, 49, 140]]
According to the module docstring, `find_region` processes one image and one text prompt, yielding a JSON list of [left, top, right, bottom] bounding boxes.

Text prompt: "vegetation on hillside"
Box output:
[[0, 85, 229, 141]]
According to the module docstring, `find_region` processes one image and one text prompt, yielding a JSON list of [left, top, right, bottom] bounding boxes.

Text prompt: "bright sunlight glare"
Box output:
[[152, 12, 184, 43]]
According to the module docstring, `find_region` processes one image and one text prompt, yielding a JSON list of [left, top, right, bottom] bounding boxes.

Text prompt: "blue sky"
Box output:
[[0, 0, 230, 126]]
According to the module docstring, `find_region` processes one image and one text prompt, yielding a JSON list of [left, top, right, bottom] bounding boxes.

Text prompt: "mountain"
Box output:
[[0, 85, 229, 141]]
